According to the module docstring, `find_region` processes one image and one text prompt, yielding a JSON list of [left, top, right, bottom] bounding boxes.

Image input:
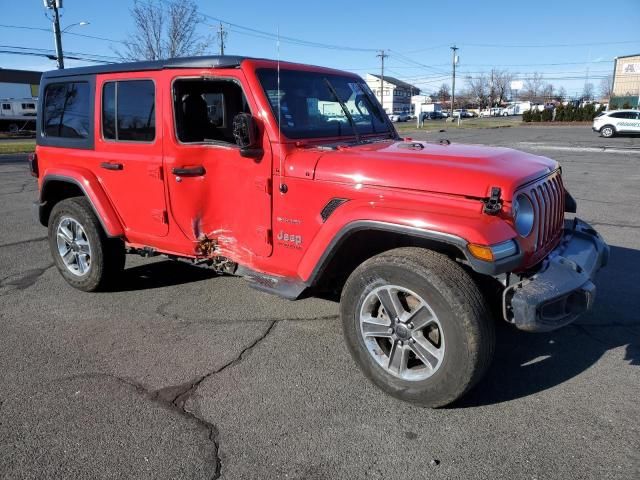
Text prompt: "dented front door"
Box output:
[[162, 70, 273, 260]]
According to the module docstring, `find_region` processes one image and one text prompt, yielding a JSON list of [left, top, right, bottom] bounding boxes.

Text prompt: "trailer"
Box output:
[[0, 98, 37, 132]]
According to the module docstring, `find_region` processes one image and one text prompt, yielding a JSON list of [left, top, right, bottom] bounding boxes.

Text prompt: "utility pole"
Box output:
[[44, 0, 64, 69], [377, 50, 388, 111], [450, 45, 458, 116], [217, 22, 227, 55]]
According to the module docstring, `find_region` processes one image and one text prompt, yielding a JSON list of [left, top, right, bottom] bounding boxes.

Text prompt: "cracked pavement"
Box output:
[[0, 126, 639, 480]]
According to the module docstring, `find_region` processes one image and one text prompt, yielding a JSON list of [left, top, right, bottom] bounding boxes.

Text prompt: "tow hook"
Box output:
[[483, 187, 503, 215]]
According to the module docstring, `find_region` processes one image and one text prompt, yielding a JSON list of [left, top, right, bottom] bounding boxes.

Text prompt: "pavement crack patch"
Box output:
[[0, 236, 48, 249], [151, 320, 278, 478], [61, 372, 223, 479], [0, 263, 55, 290], [157, 320, 278, 410]]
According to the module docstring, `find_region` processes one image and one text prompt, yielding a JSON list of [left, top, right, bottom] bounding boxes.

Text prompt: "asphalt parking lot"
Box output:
[[1, 125, 638, 479]]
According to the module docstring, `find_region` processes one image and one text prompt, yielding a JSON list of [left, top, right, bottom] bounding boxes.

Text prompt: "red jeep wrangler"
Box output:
[[31, 56, 608, 407]]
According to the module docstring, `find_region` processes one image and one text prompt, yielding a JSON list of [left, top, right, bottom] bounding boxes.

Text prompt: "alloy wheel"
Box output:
[[56, 216, 92, 276], [359, 285, 445, 381]]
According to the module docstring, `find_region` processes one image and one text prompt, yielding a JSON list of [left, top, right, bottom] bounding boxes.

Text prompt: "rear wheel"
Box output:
[[48, 197, 125, 291], [600, 125, 615, 138], [340, 247, 494, 407]]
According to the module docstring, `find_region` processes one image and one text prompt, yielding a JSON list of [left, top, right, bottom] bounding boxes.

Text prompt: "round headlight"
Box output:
[[513, 194, 534, 237]]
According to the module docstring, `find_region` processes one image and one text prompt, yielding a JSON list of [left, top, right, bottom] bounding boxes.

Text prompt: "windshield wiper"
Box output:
[[323, 77, 361, 143]]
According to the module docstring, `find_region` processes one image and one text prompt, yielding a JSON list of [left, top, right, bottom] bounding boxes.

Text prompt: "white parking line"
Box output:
[[517, 142, 640, 155]]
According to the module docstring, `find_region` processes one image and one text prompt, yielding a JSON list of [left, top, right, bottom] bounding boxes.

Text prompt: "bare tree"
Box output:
[[436, 83, 450, 102], [581, 83, 594, 101], [599, 74, 613, 99], [556, 86, 567, 102], [489, 69, 513, 106], [542, 83, 555, 102], [522, 72, 545, 102], [117, 0, 210, 61], [466, 74, 489, 108]]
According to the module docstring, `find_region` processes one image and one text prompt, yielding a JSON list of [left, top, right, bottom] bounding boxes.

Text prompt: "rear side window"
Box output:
[[610, 112, 636, 119], [43, 82, 90, 138], [102, 80, 155, 142]]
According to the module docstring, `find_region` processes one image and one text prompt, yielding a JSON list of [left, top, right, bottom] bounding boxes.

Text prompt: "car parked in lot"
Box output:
[[592, 109, 640, 138], [388, 112, 410, 122], [479, 108, 502, 117], [421, 111, 445, 120], [452, 109, 473, 118], [31, 55, 608, 408]]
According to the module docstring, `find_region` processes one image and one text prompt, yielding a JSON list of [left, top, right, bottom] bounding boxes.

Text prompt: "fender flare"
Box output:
[[40, 169, 124, 237], [303, 220, 524, 285]]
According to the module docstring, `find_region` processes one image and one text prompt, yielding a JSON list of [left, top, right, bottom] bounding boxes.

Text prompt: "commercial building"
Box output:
[[611, 54, 640, 108], [366, 74, 419, 114]]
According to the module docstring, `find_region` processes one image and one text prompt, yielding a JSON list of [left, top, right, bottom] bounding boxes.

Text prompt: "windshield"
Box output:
[[256, 68, 392, 140]]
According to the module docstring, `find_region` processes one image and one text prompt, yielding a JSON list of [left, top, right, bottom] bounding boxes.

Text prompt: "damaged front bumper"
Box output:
[[503, 218, 609, 332]]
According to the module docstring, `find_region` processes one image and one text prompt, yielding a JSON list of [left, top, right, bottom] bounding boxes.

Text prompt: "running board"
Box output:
[[236, 266, 307, 300]]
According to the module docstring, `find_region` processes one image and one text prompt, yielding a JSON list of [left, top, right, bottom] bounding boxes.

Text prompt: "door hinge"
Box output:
[[255, 177, 272, 195], [483, 187, 503, 215], [257, 227, 272, 245], [148, 165, 163, 180], [151, 209, 168, 224]]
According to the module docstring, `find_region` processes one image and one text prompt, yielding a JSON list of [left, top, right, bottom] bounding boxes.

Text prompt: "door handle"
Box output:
[[100, 162, 123, 171], [172, 166, 206, 177]]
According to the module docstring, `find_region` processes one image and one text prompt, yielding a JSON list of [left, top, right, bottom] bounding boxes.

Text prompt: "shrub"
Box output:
[[623, 102, 632, 109], [541, 108, 553, 122], [522, 110, 532, 122]]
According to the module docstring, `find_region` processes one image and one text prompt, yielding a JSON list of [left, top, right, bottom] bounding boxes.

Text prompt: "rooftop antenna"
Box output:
[[277, 26, 287, 194]]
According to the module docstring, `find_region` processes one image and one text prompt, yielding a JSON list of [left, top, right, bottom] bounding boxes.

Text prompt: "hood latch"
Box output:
[[483, 187, 503, 215]]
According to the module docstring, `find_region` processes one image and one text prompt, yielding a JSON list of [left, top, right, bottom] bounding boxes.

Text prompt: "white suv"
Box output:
[[592, 109, 640, 138]]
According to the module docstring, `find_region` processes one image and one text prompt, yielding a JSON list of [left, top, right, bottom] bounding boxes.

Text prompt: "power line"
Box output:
[[0, 44, 119, 61], [0, 49, 111, 63], [0, 23, 126, 44], [140, 0, 381, 52]]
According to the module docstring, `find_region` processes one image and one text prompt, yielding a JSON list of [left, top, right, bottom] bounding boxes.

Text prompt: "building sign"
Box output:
[[621, 63, 640, 75]]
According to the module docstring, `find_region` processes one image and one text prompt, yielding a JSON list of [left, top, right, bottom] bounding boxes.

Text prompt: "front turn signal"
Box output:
[[467, 243, 494, 262]]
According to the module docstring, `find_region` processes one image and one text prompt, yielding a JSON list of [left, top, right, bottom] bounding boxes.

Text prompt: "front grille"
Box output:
[[521, 172, 565, 251]]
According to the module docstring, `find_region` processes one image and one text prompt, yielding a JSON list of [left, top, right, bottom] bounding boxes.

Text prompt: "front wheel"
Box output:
[[600, 125, 615, 138], [340, 247, 494, 407]]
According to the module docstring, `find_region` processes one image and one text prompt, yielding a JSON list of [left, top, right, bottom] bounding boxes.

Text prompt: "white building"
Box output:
[[366, 74, 420, 114]]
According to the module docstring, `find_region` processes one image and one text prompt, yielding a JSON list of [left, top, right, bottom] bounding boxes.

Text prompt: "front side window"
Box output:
[[102, 80, 155, 142], [43, 82, 90, 138], [173, 78, 251, 144], [256, 69, 391, 140], [2, 104, 10, 110]]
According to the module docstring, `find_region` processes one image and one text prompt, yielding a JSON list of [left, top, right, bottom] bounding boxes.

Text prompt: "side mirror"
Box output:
[[232, 113, 263, 158]]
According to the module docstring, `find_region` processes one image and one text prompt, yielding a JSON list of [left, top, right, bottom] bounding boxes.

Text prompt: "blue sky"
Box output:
[[1, 0, 639, 97]]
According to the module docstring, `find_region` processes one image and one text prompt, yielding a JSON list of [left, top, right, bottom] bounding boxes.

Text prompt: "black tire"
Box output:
[[600, 125, 615, 138], [340, 247, 494, 407], [48, 197, 125, 291]]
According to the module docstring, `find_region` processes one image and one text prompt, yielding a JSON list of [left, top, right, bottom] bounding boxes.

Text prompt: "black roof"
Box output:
[[0, 68, 42, 84], [368, 74, 419, 92], [41, 55, 255, 79]]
